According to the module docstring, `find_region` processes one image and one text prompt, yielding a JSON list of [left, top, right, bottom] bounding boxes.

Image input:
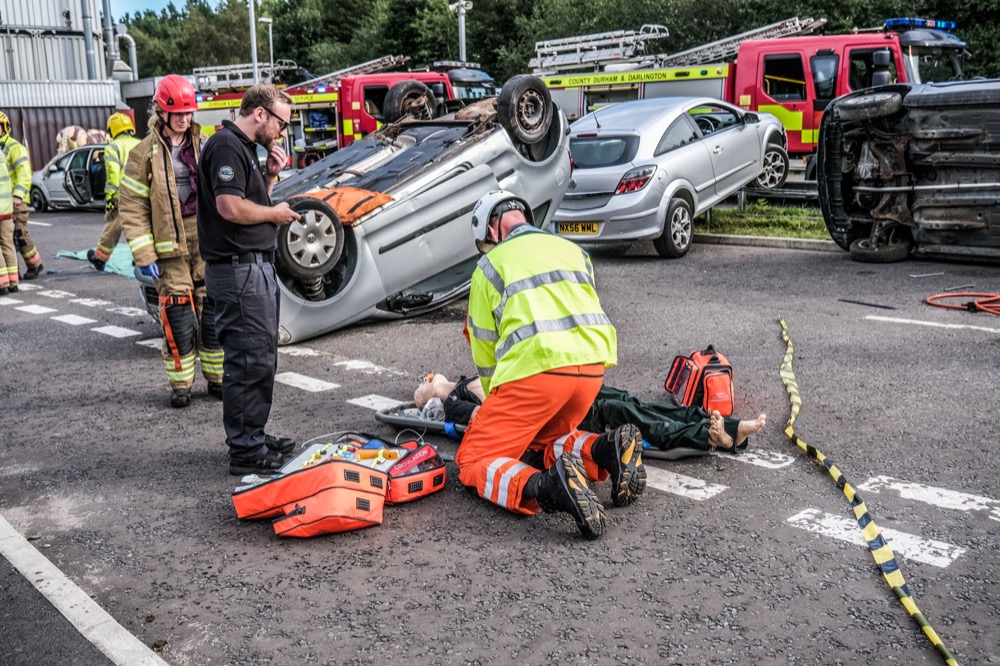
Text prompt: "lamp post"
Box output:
[[258, 17, 273, 82], [448, 1, 473, 62], [248, 0, 259, 83]]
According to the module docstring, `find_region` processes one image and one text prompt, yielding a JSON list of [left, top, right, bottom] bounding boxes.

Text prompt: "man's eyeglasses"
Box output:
[[263, 106, 289, 131]]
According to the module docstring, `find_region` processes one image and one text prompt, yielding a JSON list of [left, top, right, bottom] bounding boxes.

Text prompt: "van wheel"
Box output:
[[836, 92, 902, 122], [498, 75, 553, 145], [653, 198, 693, 259], [755, 144, 789, 189], [277, 197, 345, 280], [383, 81, 436, 123], [849, 225, 913, 263]]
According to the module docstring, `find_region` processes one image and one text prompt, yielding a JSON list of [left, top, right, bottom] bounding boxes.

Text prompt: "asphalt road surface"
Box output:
[[2, 208, 999, 665]]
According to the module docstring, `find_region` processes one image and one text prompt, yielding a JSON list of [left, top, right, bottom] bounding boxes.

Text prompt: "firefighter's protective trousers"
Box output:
[[2, 135, 41, 270], [94, 133, 141, 262], [455, 364, 611, 515], [0, 158, 16, 290], [155, 215, 222, 391]]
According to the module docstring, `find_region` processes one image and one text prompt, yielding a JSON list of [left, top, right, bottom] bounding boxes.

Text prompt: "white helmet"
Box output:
[[471, 190, 533, 246]]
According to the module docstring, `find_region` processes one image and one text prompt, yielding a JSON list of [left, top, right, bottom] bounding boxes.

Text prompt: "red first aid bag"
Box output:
[[664, 345, 735, 416], [384, 443, 447, 504]]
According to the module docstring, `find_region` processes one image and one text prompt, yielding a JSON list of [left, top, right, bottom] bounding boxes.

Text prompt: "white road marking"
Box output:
[[28, 220, 52, 227], [136, 338, 163, 349], [857, 475, 1000, 523], [278, 346, 320, 357], [37, 289, 75, 299], [51, 314, 97, 326], [786, 508, 966, 568], [15, 283, 42, 291], [16, 304, 57, 314], [644, 467, 728, 501], [0, 296, 23, 305], [712, 449, 796, 469], [274, 372, 340, 392], [347, 394, 406, 411], [866, 314, 1000, 335], [106, 306, 147, 317], [71, 297, 113, 307], [334, 359, 389, 373], [92, 325, 142, 338]]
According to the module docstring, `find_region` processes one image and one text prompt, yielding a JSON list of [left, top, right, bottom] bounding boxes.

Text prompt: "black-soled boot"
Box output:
[[534, 453, 606, 540], [169, 389, 192, 408], [592, 424, 646, 507], [87, 249, 106, 272]]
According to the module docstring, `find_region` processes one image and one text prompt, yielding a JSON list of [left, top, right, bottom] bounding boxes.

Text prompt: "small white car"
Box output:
[[30, 144, 108, 212]]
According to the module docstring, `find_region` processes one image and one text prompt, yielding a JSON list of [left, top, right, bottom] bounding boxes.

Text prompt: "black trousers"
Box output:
[[205, 255, 279, 457]]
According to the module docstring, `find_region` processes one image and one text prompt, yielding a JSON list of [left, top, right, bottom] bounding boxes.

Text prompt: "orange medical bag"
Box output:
[[384, 443, 447, 505], [664, 345, 735, 416]]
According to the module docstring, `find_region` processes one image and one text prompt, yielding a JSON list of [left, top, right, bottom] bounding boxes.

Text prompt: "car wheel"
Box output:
[[835, 92, 903, 122], [755, 143, 789, 189], [383, 80, 437, 123], [30, 187, 48, 213], [498, 75, 553, 145], [653, 198, 693, 259], [276, 197, 345, 281], [848, 226, 913, 263]]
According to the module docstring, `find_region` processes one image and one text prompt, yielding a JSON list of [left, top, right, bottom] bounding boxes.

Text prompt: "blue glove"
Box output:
[[139, 262, 160, 280]]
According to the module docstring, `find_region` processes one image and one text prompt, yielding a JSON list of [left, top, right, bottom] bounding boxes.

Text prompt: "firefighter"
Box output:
[[0, 111, 44, 280], [456, 190, 647, 540], [119, 74, 223, 408], [0, 146, 16, 295], [87, 112, 141, 271]]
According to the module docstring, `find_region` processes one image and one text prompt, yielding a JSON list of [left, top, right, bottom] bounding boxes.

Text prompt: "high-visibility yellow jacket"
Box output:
[[466, 225, 617, 393], [119, 116, 201, 268], [105, 132, 140, 204], [0, 155, 12, 219], [0, 134, 32, 203]]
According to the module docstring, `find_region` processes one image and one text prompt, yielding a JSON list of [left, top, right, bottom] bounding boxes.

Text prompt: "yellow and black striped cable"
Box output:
[[778, 318, 958, 666]]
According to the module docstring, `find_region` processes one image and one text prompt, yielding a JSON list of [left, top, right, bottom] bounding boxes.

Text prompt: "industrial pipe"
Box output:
[[118, 32, 137, 79], [101, 0, 119, 72], [80, 0, 97, 79]]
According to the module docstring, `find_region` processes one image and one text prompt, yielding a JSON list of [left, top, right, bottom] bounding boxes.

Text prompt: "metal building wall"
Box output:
[[1, 0, 109, 80]]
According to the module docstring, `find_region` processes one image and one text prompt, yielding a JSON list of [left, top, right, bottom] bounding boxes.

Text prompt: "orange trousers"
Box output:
[[456, 364, 609, 515]]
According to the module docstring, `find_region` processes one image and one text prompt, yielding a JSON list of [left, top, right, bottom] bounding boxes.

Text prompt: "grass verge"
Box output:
[[697, 200, 830, 240]]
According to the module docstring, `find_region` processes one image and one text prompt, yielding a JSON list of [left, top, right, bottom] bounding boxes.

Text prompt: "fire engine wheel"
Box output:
[[835, 92, 903, 122], [653, 198, 693, 259], [755, 144, 789, 189], [383, 81, 437, 123], [276, 197, 345, 281], [849, 225, 913, 263], [498, 75, 553, 145]]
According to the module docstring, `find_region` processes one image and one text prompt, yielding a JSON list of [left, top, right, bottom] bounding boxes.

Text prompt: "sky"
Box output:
[[111, 0, 182, 19]]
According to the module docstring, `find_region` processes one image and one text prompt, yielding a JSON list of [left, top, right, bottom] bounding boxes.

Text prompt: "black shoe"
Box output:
[[229, 448, 293, 476], [536, 453, 606, 540], [8, 285, 17, 293], [207, 382, 223, 400], [22, 263, 43, 280], [265, 434, 297, 453], [169, 389, 192, 408], [0, 287, 8, 296], [86, 249, 106, 272], [593, 424, 646, 507]]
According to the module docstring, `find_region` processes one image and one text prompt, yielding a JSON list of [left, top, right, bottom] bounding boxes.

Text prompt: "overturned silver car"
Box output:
[[818, 79, 1000, 263], [270, 75, 571, 343]]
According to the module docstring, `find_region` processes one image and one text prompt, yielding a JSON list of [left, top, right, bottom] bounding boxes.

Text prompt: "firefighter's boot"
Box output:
[[87, 249, 106, 272], [22, 263, 43, 280], [592, 424, 646, 507], [170, 389, 192, 408], [534, 453, 606, 540]]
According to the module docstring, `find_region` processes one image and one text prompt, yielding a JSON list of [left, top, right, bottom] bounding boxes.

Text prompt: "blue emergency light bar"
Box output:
[[885, 18, 957, 31]]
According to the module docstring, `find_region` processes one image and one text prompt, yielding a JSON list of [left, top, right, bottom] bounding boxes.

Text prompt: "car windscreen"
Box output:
[[569, 135, 639, 168]]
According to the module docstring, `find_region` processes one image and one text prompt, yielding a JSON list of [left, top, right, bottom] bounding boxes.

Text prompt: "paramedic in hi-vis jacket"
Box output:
[[88, 112, 141, 271], [457, 190, 647, 540], [120, 74, 223, 409], [0, 111, 44, 280]]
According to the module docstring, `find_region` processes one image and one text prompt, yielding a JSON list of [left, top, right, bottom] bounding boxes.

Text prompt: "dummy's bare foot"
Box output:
[[708, 411, 734, 449], [736, 413, 767, 446]]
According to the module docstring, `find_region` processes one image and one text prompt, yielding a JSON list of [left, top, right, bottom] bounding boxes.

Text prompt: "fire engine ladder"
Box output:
[[193, 59, 300, 91], [653, 16, 828, 67], [292, 55, 412, 90], [529, 24, 670, 75]]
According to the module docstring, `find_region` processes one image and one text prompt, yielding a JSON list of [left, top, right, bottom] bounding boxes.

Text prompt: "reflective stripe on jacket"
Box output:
[[119, 117, 201, 267], [466, 226, 617, 393], [105, 133, 141, 203], [0, 135, 31, 203], [0, 156, 12, 218]]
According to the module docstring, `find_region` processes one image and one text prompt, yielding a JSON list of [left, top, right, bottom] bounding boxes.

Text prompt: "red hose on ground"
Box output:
[[925, 293, 1000, 316]]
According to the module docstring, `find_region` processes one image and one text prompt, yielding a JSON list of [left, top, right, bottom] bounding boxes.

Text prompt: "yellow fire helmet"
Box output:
[[0, 111, 9, 137], [106, 112, 136, 139]]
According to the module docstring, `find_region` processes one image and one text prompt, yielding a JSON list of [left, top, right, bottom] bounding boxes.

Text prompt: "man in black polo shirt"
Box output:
[[198, 83, 302, 475]]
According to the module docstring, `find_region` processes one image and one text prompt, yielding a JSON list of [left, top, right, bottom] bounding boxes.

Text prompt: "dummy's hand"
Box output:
[[139, 262, 160, 281], [266, 143, 287, 178], [272, 202, 301, 225]]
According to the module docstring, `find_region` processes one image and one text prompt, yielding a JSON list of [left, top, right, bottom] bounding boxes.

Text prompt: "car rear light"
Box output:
[[569, 155, 576, 173], [614, 166, 656, 195]]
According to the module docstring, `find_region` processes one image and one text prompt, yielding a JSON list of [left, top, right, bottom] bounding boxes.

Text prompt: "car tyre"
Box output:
[[498, 75, 553, 145], [836, 92, 903, 122], [653, 198, 693, 259], [30, 187, 48, 213], [755, 143, 789, 189], [383, 80, 437, 123], [277, 197, 345, 281], [848, 227, 913, 263]]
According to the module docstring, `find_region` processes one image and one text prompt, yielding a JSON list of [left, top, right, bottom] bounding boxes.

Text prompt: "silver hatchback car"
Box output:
[[550, 97, 787, 257]]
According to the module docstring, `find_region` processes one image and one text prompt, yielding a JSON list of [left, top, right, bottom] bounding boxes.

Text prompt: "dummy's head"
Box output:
[[471, 190, 533, 253], [414, 373, 453, 408]]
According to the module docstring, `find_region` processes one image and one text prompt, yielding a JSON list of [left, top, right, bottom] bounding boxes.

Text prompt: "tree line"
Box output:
[[123, 0, 999, 85]]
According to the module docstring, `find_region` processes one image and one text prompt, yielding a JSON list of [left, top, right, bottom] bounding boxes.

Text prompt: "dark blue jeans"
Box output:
[[205, 255, 279, 457]]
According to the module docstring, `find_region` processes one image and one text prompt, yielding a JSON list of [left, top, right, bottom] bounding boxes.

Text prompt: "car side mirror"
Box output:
[[48, 164, 59, 173], [744, 112, 759, 124]]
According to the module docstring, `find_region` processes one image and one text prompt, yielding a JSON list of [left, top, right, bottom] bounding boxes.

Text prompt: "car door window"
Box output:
[[810, 54, 840, 101], [762, 54, 807, 101], [68, 148, 89, 172], [654, 119, 699, 156], [55, 154, 72, 171], [848, 49, 899, 90], [688, 105, 741, 137]]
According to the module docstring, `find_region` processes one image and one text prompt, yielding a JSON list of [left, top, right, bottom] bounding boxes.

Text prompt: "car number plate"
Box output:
[[557, 222, 599, 235]]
